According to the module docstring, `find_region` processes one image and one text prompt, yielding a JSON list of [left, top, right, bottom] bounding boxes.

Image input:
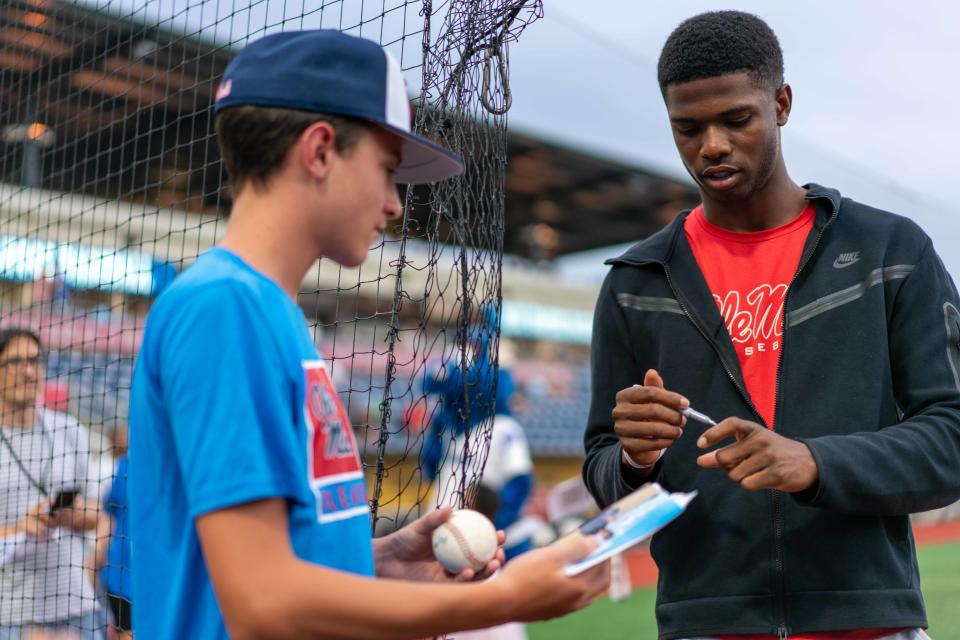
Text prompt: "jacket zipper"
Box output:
[[661, 263, 767, 426], [663, 260, 786, 636], [770, 202, 838, 639]]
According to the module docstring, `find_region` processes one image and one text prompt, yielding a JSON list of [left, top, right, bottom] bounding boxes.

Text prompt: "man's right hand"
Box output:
[[495, 536, 609, 622], [16, 499, 52, 539], [614, 369, 688, 471]]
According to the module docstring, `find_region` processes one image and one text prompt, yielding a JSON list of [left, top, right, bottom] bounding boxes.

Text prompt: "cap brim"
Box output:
[[380, 123, 465, 184]]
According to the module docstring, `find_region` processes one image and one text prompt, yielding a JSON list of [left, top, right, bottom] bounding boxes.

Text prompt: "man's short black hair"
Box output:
[[657, 11, 784, 95], [0, 328, 42, 357]]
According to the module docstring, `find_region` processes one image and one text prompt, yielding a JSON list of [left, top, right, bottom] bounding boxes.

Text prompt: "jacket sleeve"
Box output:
[[582, 269, 652, 508], [797, 235, 960, 515]]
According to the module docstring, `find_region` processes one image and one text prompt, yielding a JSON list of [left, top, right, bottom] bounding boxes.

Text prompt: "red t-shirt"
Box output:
[[684, 203, 814, 429], [683, 203, 902, 640]]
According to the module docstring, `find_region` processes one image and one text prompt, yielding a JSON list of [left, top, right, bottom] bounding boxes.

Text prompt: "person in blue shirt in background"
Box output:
[[90, 423, 132, 639], [100, 453, 131, 639]]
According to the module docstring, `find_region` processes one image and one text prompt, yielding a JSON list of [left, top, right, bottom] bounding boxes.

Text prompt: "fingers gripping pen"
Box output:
[[630, 384, 717, 427]]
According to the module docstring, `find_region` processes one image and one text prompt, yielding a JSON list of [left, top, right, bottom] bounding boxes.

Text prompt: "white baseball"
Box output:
[[431, 509, 498, 574]]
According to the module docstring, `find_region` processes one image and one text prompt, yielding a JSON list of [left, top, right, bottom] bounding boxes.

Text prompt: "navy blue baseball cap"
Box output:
[[214, 30, 464, 184]]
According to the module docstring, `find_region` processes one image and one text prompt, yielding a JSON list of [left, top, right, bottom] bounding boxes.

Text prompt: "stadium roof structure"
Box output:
[[501, 131, 696, 258], [0, 1, 231, 211], [0, 0, 698, 263]]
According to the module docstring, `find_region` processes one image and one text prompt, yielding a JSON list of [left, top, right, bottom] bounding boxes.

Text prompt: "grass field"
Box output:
[[527, 541, 960, 640]]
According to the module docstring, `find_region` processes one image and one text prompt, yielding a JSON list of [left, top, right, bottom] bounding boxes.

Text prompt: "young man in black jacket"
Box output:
[[583, 11, 960, 640]]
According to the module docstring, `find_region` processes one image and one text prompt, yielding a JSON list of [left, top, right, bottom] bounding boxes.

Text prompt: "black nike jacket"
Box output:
[[583, 184, 960, 639]]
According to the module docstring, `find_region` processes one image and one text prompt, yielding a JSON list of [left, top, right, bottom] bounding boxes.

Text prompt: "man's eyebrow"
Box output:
[[670, 104, 755, 123], [719, 104, 753, 117]]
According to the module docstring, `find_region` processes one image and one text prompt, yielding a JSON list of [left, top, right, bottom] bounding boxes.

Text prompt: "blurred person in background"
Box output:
[[422, 335, 535, 560], [91, 424, 131, 639], [0, 328, 105, 640], [448, 485, 528, 640], [585, 10, 960, 640]]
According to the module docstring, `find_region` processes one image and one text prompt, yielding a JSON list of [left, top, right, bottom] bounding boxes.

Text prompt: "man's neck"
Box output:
[[0, 403, 36, 428], [220, 186, 321, 299], [701, 172, 808, 233]]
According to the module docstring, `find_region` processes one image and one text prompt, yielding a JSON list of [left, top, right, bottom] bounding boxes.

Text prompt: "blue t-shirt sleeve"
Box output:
[[156, 282, 304, 519]]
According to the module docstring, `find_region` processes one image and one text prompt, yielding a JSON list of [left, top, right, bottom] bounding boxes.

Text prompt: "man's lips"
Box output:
[[700, 166, 740, 191]]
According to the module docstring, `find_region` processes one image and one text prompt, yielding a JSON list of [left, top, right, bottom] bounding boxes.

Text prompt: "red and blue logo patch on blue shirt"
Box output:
[[302, 360, 368, 524]]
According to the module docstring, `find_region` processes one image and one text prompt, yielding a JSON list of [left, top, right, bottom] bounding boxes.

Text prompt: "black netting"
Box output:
[[0, 0, 540, 635]]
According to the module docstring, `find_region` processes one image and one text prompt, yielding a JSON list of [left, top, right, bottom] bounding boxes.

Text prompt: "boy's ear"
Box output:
[[298, 120, 338, 182]]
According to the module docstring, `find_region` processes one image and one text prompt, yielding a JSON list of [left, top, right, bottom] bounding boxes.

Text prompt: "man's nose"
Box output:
[[701, 126, 732, 160]]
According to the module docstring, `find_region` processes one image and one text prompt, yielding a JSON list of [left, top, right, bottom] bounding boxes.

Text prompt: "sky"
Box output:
[[505, 1, 960, 276]]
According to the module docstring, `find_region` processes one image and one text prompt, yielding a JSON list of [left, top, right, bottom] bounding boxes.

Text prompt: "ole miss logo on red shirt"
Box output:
[[714, 283, 787, 355], [684, 204, 815, 429], [302, 360, 368, 524]]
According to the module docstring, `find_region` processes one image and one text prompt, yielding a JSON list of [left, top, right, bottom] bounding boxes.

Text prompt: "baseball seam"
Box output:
[[444, 521, 483, 570]]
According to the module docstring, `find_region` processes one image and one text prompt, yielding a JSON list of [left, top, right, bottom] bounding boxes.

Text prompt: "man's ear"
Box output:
[[297, 120, 338, 182], [775, 83, 792, 127]]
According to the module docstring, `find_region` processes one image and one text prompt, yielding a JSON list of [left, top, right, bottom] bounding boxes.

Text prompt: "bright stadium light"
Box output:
[[2, 122, 55, 147]]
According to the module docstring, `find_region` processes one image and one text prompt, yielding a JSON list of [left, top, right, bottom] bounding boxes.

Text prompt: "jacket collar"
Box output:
[[606, 183, 842, 267]]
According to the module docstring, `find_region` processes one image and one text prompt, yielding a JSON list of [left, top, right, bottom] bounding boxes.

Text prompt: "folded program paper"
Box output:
[[564, 482, 696, 576]]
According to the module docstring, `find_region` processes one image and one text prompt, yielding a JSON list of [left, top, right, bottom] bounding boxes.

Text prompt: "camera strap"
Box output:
[[0, 415, 51, 498]]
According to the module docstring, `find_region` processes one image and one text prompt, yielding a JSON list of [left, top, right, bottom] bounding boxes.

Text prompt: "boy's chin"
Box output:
[[332, 251, 366, 268]]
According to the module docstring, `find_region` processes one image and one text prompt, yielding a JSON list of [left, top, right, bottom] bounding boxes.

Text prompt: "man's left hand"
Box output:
[[374, 507, 506, 582], [696, 418, 819, 493]]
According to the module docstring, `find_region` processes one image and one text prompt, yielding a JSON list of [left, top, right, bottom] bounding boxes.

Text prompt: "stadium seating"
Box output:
[[41, 344, 592, 458]]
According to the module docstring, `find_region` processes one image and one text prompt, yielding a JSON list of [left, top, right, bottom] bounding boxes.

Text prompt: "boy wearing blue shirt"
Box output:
[[129, 29, 608, 640]]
